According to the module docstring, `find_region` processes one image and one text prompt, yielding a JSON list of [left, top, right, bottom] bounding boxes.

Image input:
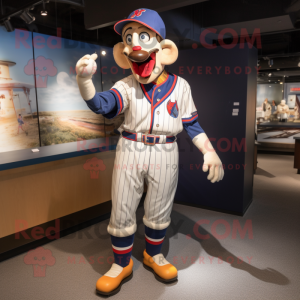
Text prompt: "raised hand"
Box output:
[[76, 53, 98, 78]]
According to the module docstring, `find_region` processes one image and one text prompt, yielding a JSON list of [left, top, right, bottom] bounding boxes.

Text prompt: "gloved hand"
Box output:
[[203, 151, 224, 183], [192, 133, 224, 183], [76, 53, 98, 100]]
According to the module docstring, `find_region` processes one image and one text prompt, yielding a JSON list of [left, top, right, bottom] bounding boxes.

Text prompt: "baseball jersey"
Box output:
[[85, 72, 204, 139]]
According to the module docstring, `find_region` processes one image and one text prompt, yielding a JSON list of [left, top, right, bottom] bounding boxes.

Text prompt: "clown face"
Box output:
[[113, 22, 178, 84]]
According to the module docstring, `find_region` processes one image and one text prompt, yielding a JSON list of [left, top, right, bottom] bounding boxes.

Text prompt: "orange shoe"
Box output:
[[143, 250, 177, 283], [96, 259, 133, 296]]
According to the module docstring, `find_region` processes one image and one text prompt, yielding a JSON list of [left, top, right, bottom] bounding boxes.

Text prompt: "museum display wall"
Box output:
[[0, 27, 128, 155], [0, 30, 256, 257], [256, 82, 300, 150], [0, 28, 128, 257]]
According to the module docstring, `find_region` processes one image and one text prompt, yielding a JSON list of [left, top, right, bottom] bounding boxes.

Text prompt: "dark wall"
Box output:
[[243, 46, 257, 212], [168, 44, 257, 215], [84, 0, 207, 29]]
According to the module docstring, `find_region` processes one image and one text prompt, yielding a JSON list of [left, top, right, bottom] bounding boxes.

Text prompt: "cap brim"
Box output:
[[114, 19, 163, 39]]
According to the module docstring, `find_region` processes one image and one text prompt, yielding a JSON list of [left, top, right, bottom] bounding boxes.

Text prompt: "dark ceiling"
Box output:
[[1, 0, 300, 82]]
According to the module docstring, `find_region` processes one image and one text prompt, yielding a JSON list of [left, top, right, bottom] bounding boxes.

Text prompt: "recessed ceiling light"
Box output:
[[101, 51, 106, 56], [268, 73, 272, 76], [280, 82, 283, 84], [277, 69, 280, 70], [269, 86, 272, 87]]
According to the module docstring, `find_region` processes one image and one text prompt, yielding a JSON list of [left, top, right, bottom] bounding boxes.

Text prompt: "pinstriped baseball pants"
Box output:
[[107, 137, 179, 237]]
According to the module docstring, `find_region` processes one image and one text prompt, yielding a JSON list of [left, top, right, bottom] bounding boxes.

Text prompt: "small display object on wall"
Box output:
[[75, 8, 224, 296], [288, 94, 296, 109]]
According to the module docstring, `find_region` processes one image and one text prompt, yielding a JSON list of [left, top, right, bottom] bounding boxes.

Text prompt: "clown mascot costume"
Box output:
[[76, 8, 224, 296]]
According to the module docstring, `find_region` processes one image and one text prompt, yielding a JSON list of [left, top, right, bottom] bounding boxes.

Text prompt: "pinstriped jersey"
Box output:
[[109, 72, 199, 136]]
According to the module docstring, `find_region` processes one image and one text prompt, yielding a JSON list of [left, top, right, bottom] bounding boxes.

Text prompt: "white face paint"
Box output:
[[121, 22, 165, 84]]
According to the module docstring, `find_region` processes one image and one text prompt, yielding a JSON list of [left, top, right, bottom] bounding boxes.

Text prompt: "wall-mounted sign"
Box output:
[[290, 87, 300, 92]]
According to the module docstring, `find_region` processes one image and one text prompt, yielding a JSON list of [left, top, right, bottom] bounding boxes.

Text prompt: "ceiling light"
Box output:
[[298, 62, 300, 67], [277, 69, 280, 70], [280, 82, 283, 84], [3, 18, 14, 32], [101, 51, 106, 56], [268, 73, 272, 76], [269, 86, 271, 87], [41, 1, 48, 16], [20, 10, 35, 24]]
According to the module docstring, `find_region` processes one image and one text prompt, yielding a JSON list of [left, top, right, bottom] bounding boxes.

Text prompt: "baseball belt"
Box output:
[[121, 131, 176, 146]]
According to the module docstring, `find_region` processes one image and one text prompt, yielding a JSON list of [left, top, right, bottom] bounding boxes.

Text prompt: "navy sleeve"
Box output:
[[85, 90, 118, 117], [183, 119, 205, 140]]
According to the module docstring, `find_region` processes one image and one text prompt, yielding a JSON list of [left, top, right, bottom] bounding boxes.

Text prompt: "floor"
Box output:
[[0, 153, 299, 300]]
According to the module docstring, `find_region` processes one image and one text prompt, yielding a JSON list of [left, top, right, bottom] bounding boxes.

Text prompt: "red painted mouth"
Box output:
[[131, 52, 156, 78]]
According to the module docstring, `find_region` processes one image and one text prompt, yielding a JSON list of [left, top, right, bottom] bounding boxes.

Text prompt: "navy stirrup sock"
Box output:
[[111, 234, 134, 267], [145, 226, 167, 257]]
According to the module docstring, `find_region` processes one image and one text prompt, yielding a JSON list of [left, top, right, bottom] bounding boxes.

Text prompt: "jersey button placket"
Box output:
[[151, 84, 164, 133]]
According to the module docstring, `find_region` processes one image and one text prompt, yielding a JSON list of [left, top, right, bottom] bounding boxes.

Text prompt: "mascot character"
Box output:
[[76, 8, 224, 296]]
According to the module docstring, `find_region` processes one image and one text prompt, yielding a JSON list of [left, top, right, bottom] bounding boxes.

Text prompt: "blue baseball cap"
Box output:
[[114, 8, 166, 40]]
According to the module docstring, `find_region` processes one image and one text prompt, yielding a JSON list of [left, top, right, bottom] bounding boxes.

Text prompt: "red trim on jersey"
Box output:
[[112, 246, 133, 254], [182, 114, 198, 123], [140, 73, 169, 104], [122, 133, 137, 141], [149, 74, 177, 133], [111, 88, 123, 115], [140, 84, 152, 104], [153, 74, 176, 109], [145, 237, 164, 245]]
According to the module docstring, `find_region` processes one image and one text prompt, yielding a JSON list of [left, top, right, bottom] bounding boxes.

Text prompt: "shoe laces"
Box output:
[[104, 263, 124, 278], [152, 253, 170, 266]]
